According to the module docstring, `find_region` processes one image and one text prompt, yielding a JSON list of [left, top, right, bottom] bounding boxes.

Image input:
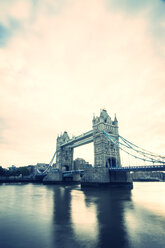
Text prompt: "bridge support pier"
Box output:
[[43, 171, 63, 184], [81, 167, 133, 189]]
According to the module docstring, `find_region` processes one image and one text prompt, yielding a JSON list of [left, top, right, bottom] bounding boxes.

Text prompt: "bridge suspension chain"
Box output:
[[103, 131, 165, 165], [36, 150, 57, 174], [118, 136, 164, 163], [119, 135, 165, 159]]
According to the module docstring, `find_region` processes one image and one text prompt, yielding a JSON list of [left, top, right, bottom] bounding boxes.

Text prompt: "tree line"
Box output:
[[0, 166, 31, 177]]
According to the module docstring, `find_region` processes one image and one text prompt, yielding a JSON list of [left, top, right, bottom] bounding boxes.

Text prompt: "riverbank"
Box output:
[[0, 176, 42, 183]]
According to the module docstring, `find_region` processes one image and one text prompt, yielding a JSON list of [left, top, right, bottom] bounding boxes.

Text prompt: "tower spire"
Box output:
[[114, 113, 118, 123]]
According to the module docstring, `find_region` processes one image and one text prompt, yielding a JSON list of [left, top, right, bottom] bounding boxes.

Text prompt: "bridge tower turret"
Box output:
[[56, 131, 73, 171], [93, 109, 121, 168]]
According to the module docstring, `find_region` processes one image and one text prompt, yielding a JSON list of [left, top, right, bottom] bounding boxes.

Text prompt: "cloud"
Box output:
[[0, 0, 32, 22], [0, 0, 164, 167], [105, 0, 165, 16], [105, 0, 151, 13], [0, 0, 33, 46], [0, 117, 7, 143], [0, 18, 23, 46], [0, 24, 11, 46], [105, 0, 165, 55], [0, 0, 73, 48]]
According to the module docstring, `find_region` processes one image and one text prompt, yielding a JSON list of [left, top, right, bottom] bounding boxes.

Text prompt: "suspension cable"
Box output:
[[37, 150, 57, 174], [103, 131, 165, 164]]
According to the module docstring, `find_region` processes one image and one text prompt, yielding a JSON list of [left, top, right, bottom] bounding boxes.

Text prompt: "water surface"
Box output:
[[0, 182, 165, 248]]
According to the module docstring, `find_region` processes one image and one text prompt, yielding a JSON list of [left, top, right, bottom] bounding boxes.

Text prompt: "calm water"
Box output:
[[0, 182, 165, 248]]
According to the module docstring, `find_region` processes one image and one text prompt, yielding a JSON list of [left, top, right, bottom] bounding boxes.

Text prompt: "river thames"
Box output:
[[0, 182, 165, 248]]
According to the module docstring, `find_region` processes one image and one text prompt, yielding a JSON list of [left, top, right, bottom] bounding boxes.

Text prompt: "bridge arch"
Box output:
[[106, 157, 117, 168], [62, 165, 70, 171]]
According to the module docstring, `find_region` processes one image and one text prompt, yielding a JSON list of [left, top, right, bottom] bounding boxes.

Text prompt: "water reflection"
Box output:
[[51, 185, 80, 247], [50, 185, 132, 248], [0, 184, 54, 248], [71, 189, 99, 247], [124, 183, 165, 248], [1, 183, 165, 248], [82, 188, 132, 248], [40, 183, 165, 248]]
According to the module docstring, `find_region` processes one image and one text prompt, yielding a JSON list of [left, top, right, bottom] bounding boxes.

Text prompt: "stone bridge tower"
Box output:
[[56, 131, 73, 171], [93, 109, 121, 168]]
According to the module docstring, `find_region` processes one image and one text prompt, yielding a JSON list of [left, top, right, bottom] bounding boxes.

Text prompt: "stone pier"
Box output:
[[81, 167, 133, 189], [43, 171, 63, 184]]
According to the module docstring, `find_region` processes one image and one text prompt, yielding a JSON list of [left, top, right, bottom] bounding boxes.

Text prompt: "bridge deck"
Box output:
[[62, 165, 165, 177], [109, 165, 165, 172]]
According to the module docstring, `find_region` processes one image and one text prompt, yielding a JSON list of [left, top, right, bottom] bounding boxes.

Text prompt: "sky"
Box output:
[[0, 0, 165, 168]]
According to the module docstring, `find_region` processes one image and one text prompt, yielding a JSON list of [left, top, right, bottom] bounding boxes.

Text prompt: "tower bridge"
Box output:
[[39, 109, 165, 188], [55, 109, 120, 172]]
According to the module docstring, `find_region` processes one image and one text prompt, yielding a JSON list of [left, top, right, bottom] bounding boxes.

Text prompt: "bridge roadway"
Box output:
[[60, 130, 93, 148], [108, 165, 165, 172], [62, 165, 165, 177]]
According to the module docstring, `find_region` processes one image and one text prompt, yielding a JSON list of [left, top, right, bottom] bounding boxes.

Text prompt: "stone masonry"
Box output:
[[55, 109, 121, 170], [56, 131, 73, 171], [93, 109, 121, 168]]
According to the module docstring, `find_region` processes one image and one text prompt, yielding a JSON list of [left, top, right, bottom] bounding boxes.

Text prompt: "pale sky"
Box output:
[[0, 0, 165, 168]]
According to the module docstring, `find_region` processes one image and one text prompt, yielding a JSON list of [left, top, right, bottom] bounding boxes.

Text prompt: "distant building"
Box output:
[[26, 165, 35, 174], [8, 165, 17, 172], [131, 171, 165, 181], [73, 158, 92, 170]]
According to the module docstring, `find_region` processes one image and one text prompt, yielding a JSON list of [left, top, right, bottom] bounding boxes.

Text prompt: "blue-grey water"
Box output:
[[0, 182, 165, 248]]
